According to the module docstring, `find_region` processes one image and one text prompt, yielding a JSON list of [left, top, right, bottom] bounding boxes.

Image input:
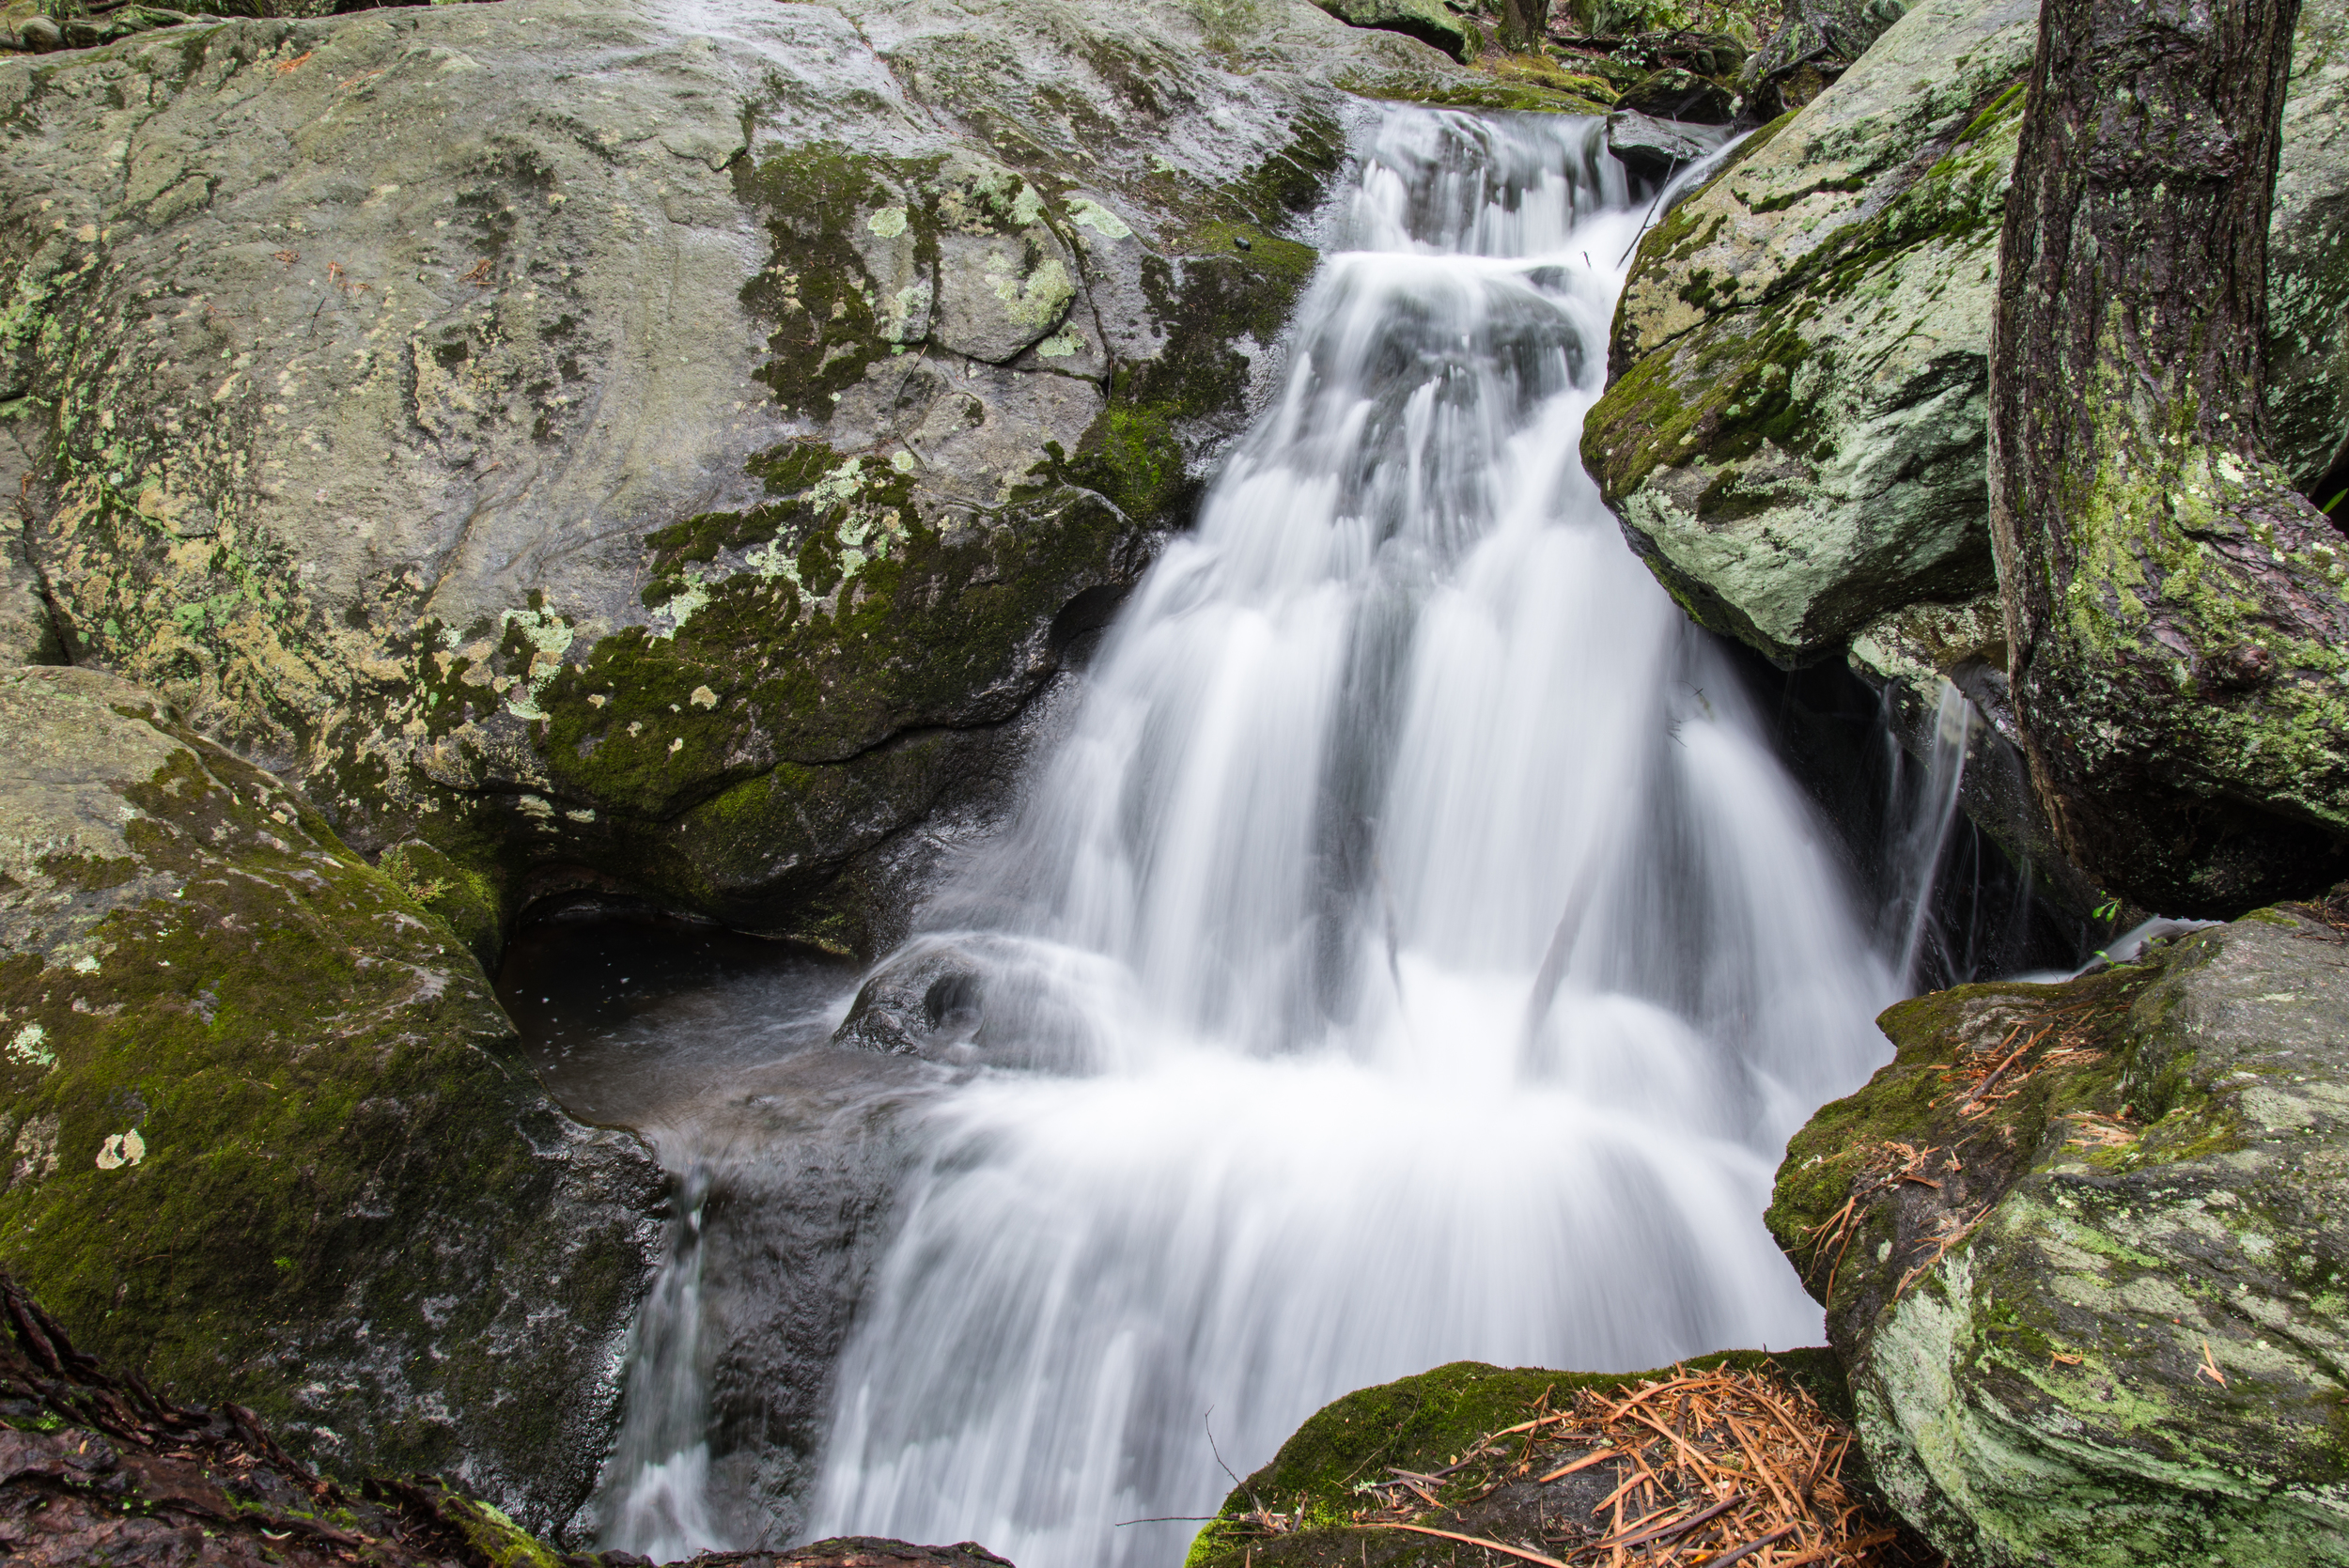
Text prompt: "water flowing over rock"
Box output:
[[0, 665, 664, 1536], [1584, 0, 2349, 674], [0, 1263, 1018, 1568], [717, 108, 1914, 1568], [1769, 904, 2349, 1565], [0, 0, 1491, 955]]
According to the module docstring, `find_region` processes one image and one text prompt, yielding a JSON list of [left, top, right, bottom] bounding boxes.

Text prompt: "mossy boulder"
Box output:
[[1767, 907, 2349, 1565], [1182, 1353, 1852, 1568], [1586, 0, 2349, 672], [0, 665, 663, 1539], [1310, 0, 1479, 63], [0, 0, 1503, 959]]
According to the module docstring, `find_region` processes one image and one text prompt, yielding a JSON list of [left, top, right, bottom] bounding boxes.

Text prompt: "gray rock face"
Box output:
[[0, 664, 663, 1539], [1770, 908, 2349, 1566], [0, 0, 1481, 955], [1584, 0, 2349, 671], [1603, 110, 1730, 182]]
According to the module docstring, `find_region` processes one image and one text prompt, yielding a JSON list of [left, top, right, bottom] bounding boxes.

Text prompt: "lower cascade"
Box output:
[[608, 108, 1913, 1568]]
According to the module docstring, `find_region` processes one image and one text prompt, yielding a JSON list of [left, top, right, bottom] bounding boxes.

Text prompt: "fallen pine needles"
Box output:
[[1320, 1363, 1943, 1567]]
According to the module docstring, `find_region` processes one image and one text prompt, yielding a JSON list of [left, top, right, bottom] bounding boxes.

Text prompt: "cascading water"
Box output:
[[793, 108, 1904, 1568], [1883, 678, 1978, 986]]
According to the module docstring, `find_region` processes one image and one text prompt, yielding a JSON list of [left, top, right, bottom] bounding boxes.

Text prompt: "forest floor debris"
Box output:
[[1209, 1361, 1943, 1568]]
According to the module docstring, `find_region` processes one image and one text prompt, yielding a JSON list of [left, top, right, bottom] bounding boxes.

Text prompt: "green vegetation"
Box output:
[[0, 682, 652, 1505]]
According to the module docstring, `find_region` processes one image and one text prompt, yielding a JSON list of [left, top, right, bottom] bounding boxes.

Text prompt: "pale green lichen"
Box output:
[[648, 575, 712, 640], [6, 1022, 54, 1068], [94, 1128, 146, 1169], [1066, 198, 1134, 240], [990, 255, 1076, 332], [498, 606, 576, 720]]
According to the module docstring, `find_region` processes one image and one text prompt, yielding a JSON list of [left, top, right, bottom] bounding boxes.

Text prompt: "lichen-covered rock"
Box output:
[[0, 0, 1488, 956], [1768, 907, 2349, 1565], [0, 664, 664, 1537], [1584, 0, 2349, 670]]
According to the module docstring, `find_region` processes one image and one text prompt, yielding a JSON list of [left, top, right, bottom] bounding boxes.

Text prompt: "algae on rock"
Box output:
[[0, 665, 663, 1539]]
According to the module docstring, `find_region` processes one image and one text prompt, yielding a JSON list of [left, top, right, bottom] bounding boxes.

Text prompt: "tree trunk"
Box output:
[[1499, 0, 1548, 52], [1989, 0, 2349, 914]]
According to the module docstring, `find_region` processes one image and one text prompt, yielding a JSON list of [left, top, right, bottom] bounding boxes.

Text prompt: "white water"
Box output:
[[767, 109, 1904, 1568], [1885, 678, 1976, 986]]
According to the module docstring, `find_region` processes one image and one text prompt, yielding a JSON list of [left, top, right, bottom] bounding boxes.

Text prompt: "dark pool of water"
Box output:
[[495, 905, 869, 1139]]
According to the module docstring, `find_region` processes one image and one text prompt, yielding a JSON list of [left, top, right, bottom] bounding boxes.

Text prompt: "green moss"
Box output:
[[1766, 966, 2153, 1320], [379, 839, 505, 969], [1584, 299, 1821, 505], [534, 436, 1139, 849], [1185, 1351, 1850, 1568], [732, 143, 944, 418], [0, 722, 631, 1491], [428, 1486, 565, 1568]]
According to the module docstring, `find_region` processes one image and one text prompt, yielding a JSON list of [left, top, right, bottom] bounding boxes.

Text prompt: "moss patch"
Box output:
[[1186, 1352, 1851, 1568], [0, 669, 658, 1529]]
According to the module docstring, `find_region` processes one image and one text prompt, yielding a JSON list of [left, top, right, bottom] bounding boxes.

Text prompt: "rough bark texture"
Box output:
[[1989, 0, 2349, 913], [1499, 0, 1549, 51]]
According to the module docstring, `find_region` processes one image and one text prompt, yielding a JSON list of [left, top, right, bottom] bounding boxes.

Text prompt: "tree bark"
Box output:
[[1989, 0, 2349, 914], [1499, 0, 1549, 52]]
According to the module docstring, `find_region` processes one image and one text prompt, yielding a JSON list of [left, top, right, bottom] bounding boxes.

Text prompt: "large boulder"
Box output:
[[0, 664, 663, 1536], [1768, 905, 2349, 1564], [0, 0, 1485, 957], [1583, 0, 2349, 672]]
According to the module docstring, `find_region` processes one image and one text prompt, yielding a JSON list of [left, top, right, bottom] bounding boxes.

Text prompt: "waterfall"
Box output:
[[792, 107, 1903, 1568], [599, 1170, 726, 1562], [1884, 678, 1977, 987]]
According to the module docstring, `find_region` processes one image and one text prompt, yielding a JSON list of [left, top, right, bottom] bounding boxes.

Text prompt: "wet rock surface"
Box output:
[[1769, 903, 2349, 1565], [0, 0, 1487, 957], [1585, 0, 2349, 672], [0, 664, 664, 1536], [497, 908, 935, 1547], [0, 1265, 1018, 1568]]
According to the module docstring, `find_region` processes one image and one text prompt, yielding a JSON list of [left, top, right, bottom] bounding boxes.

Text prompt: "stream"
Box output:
[[511, 106, 2004, 1568]]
